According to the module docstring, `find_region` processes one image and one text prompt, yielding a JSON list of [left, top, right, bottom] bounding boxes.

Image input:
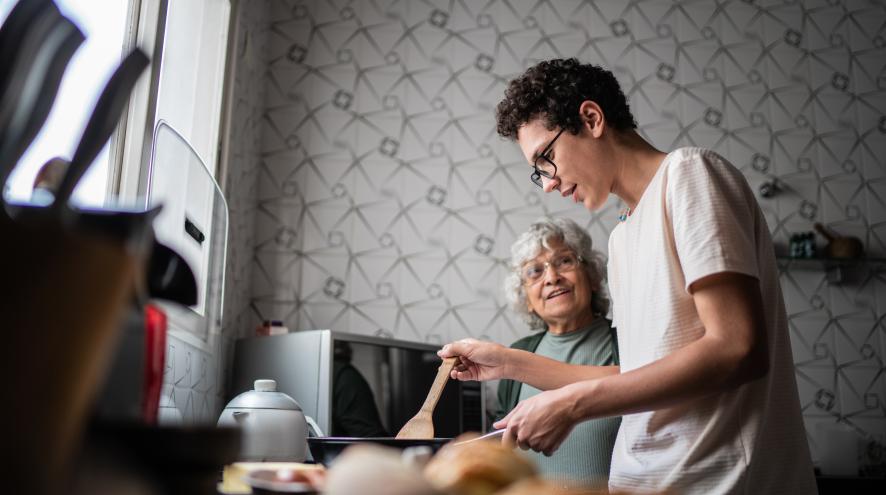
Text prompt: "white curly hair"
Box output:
[[503, 217, 609, 331]]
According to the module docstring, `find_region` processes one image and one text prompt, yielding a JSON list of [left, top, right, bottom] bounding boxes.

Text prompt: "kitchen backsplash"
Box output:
[[199, 0, 885, 470]]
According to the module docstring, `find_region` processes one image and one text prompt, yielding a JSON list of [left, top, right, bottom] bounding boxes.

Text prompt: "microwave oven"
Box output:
[[229, 330, 485, 438]]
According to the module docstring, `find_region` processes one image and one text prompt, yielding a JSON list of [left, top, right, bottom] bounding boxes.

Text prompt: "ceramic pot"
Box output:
[[219, 379, 309, 462]]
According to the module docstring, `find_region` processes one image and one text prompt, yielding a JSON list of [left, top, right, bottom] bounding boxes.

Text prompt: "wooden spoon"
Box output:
[[396, 357, 457, 439]]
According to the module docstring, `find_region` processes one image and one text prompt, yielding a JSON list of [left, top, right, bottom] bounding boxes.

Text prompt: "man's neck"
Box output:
[[609, 131, 668, 212]]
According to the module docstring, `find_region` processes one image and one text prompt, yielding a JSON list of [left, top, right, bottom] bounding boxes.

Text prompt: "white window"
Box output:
[[138, 0, 232, 344], [153, 0, 230, 174], [0, 0, 129, 207], [115, 0, 231, 205], [2, 0, 232, 344]]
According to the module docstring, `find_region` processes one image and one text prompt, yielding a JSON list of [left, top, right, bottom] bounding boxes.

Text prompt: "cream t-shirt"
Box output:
[[606, 148, 816, 494]]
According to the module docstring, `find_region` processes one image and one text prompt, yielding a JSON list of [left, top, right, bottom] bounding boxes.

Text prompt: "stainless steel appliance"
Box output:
[[229, 330, 485, 440]]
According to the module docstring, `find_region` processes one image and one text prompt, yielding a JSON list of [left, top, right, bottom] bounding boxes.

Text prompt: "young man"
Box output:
[[438, 58, 816, 494]]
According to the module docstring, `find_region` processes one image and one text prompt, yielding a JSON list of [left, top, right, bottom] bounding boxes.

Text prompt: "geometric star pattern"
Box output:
[[212, 0, 886, 470]]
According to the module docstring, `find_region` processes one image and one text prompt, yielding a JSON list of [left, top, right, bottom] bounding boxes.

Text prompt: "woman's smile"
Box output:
[[545, 287, 572, 300]]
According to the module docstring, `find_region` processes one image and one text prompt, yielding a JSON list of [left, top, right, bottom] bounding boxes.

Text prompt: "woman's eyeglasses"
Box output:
[[521, 251, 583, 285], [530, 128, 564, 188]]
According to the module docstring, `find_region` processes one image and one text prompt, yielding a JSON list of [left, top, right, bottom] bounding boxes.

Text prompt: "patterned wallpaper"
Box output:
[[223, 0, 886, 470], [219, 0, 270, 391]]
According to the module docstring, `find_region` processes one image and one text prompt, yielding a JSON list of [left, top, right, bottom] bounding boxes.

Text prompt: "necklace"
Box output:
[[618, 207, 631, 222]]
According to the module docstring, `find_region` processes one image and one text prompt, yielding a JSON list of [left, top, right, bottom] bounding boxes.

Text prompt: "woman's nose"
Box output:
[[543, 267, 562, 284]]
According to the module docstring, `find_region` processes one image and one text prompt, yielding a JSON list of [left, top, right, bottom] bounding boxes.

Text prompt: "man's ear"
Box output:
[[579, 100, 605, 138]]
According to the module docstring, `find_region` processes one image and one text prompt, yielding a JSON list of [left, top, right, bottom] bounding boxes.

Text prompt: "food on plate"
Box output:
[[243, 468, 326, 494], [277, 468, 327, 491], [219, 462, 324, 494], [496, 478, 609, 495], [324, 443, 440, 495], [423, 433, 537, 495]]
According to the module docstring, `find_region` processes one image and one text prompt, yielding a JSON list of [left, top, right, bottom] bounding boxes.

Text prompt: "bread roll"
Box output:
[[324, 444, 439, 495], [497, 478, 610, 495], [423, 433, 537, 495]]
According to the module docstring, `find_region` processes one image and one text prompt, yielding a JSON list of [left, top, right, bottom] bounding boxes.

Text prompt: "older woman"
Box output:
[[496, 217, 619, 486]]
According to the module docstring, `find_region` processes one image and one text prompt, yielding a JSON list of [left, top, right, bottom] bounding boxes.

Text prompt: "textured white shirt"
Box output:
[[607, 148, 816, 494]]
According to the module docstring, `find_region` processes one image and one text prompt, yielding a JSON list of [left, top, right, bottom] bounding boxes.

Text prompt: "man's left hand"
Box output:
[[492, 384, 581, 456]]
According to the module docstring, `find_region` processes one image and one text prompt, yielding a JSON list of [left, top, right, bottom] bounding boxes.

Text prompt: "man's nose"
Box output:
[[542, 176, 560, 193]]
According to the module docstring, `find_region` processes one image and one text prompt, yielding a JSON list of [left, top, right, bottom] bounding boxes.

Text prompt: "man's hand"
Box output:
[[437, 338, 510, 381], [441, 339, 617, 387], [493, 384, 581, 456]]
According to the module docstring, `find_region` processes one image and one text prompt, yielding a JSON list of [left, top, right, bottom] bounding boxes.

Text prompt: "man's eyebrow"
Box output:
[[531, 130, 561, 164], [530, 142, 548, 164]]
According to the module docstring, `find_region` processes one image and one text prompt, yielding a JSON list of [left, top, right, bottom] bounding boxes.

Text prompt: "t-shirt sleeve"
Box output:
[[665, 150, 760, 292]]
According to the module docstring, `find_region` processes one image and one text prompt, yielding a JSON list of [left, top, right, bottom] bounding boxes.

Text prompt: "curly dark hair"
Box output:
[[495, 58, 637, 139]]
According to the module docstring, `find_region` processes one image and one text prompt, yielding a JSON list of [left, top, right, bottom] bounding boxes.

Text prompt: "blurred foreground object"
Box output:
[[1, 212, 152, 494], [423, 433, 536, 495], [220, 462, 325, 494], [324, 444, 439, 495], [0, 0, 151, 491], [30, 156, 69, 203], [498, 478, 609, 495]]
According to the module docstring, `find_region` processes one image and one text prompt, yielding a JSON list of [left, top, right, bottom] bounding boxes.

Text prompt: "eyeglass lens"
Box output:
[[522, 252, 579, 283], [530, 129, 564, 188]]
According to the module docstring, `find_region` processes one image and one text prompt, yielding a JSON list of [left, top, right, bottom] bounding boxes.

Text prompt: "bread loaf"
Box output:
[[423, 434, 537, 495]]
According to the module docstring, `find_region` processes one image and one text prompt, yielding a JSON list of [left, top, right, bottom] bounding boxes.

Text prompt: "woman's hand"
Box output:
[[437, 338, 511, 381], [492, 384, 583, 456]]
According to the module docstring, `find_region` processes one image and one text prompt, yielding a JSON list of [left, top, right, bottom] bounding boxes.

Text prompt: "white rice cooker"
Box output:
[[218, 379, 312, 461]]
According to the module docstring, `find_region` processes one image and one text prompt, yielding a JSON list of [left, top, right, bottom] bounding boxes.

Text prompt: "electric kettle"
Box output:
[[218, 379, 309, 461]]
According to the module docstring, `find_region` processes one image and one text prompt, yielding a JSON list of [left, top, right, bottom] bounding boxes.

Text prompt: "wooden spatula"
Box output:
[[396, 357, 457, 439]]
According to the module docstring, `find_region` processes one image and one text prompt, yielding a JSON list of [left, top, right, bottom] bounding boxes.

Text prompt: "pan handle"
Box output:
[[305, 415, 325, 437]]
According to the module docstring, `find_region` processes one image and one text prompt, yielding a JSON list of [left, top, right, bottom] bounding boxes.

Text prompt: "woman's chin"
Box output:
[[542, 301, 580, 318]]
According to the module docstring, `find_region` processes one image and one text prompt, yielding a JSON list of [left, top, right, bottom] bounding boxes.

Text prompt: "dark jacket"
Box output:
[[495, 321, 619, 422]]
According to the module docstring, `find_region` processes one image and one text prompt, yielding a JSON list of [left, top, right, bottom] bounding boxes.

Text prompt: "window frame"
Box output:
[[113, 0, 165, 205], [113, 0, 236, 348], [114, 0, 236, 207]]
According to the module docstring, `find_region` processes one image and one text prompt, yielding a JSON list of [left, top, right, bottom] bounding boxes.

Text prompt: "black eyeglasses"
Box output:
[[530, 128, 565, 188]]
